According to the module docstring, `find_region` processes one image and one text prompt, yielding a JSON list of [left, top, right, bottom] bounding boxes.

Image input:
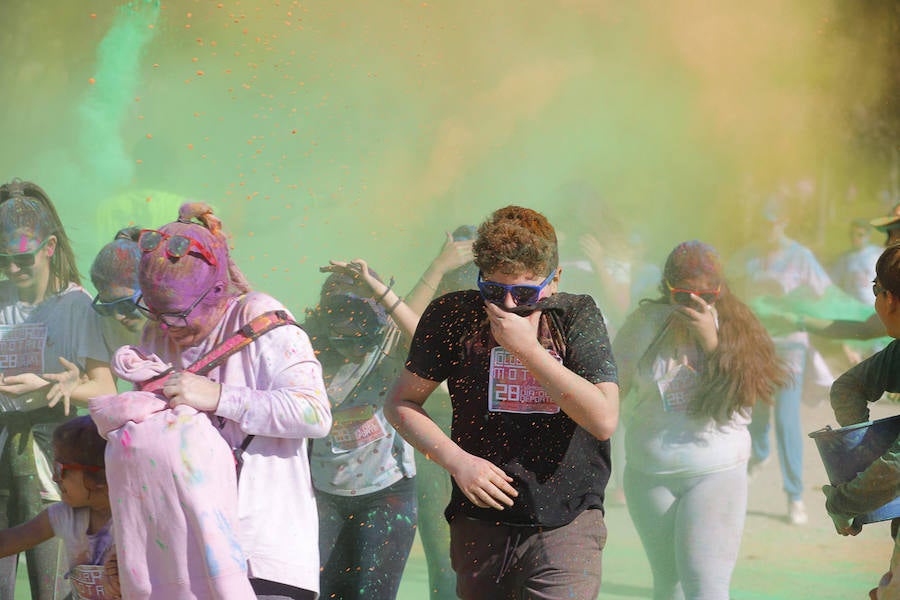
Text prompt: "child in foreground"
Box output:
[[0, 415, 119, 599]]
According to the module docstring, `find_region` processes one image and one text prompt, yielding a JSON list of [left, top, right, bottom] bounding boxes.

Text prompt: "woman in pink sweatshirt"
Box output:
[[91, 203, 331, 600]]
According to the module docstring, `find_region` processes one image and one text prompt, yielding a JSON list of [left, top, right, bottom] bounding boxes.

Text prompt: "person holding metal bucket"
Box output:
[[826, 243, 900, 599]]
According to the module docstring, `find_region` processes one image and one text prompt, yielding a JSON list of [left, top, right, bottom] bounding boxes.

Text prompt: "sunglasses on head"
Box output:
[[53, 460, 102, 480], [139, 229, 218, 267], [477, 270, 556, 307], [0, 238, 50, 270], [873, 280, 889, 298], [91, 290, 142, 319], [135, 283, 216, 328], [666, 280, 721, 306]]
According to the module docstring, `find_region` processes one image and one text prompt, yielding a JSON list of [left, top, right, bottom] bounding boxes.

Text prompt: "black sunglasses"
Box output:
[[135, 284, 215, 328], [477, 270, 555, 306], [0, 238, 50, 270], [92, 291, 142, 319]]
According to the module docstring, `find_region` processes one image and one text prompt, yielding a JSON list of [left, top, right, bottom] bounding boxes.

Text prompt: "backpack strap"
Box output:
[[137, 310, 299, 394]]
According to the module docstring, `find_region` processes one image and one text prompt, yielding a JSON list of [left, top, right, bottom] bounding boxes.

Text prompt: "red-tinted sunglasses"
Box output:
[[139, 229, 218, 266], [666, 280, 721, 306]]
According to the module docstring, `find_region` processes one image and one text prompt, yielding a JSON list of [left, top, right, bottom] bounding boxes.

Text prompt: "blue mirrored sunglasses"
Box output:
[[477, 270, 555, 306]]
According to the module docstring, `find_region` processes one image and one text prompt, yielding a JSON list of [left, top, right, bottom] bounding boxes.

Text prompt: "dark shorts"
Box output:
[[450, 508, 607, 600]]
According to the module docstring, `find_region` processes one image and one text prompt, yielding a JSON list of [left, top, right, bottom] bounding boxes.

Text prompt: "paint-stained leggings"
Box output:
[[624, 465, 747, 600], [316, 476, 417, 600]]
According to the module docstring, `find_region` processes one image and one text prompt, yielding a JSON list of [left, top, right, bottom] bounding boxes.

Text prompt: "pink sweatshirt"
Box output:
[[139, 292, 332, 594], [90, 348, 256, 600]]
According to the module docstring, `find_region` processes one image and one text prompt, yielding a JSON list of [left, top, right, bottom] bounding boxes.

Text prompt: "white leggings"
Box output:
[[624, 464, 748, 600]]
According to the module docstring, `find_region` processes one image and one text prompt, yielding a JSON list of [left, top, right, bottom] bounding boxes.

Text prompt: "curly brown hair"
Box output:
[[472, 206, 558, 277], [664, 241, 789, 422]]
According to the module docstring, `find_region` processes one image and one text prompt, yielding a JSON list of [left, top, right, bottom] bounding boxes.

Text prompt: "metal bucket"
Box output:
[[809, 413, 900, 524]]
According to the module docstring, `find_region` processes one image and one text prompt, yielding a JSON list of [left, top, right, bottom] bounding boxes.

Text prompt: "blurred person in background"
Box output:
[[728, 196, 834, 526], [828, 218, 886, 365]]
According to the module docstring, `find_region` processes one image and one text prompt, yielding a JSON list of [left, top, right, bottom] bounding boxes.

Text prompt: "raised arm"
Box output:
[[405, 232, 474, 314], [321, 259, 420, 339]]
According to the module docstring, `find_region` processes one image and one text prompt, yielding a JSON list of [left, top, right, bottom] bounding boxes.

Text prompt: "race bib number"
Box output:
[[68, 565, 112, 600], [0, 323, 46, 375], [488, 346, 561, 415], [330, 405, 388, 451], [656, 362, 699, 413]]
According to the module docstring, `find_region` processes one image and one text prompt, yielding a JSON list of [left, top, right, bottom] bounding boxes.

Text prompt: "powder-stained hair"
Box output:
[[473, 206, 558, 277], [90, 226, 141, 294], [662, 241, 789, 422], [0, 179, 81, 294], [139, 202, 252, 302], [52, 416, 107, 486]]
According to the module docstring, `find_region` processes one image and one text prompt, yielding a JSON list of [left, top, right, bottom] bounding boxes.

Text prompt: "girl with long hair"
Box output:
[[613, 240, 788, 600], [0, 179, 115, 600]]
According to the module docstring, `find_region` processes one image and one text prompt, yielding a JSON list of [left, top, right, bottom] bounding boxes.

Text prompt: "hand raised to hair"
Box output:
[[162, 371, 222, 412], [432, 231, 474, 273], [43, 357, 87, 416], [484, 300, 542, 357], [449, 450, 518, 510], [672, 294, 719, 354], [320, 259, 381, 292]]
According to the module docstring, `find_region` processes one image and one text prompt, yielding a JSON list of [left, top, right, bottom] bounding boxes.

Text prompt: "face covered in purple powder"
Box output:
[[137, 221, 231, 348]]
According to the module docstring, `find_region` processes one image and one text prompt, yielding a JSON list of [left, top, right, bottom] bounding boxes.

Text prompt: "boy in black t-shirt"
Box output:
[[385, 205, 619, 599]]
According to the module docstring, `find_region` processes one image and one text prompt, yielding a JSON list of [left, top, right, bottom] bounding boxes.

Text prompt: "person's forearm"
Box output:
[[515, 343, 619, 440], [71, 376, 116, 405], [385, 399, 464, 471], [817, 315, 886, 341], [367, 279, 420, 338], [827, 439, 900, 517]]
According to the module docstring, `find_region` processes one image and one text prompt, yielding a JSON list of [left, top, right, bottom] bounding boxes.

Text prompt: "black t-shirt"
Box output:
[[406, 290, 618, 527]]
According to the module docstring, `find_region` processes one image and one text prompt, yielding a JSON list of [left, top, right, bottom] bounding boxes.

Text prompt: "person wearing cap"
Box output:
[[826, 242, 900, 600], [871, 202, 900, 246], [385, 205, 619, 599]]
